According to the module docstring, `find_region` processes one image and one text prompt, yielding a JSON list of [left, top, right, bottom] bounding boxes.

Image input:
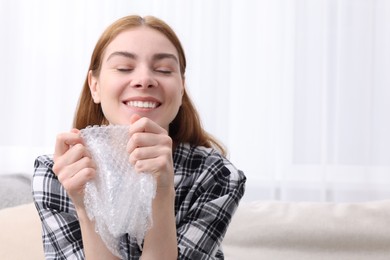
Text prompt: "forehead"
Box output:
[[104, 27, 178, 59]]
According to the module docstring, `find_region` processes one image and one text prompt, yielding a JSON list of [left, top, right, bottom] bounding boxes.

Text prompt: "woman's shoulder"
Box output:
[[175, 142, 218, 159], [173, 144, 246, 218], [174, 143, 246, 183], [34, 154, 54, 170], [174, 143, 226, 169], [33, 154, 56, 188]]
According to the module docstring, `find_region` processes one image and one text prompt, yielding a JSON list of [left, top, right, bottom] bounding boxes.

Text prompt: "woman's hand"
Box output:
[[127, 114, 174, 189], [53, 129, 118, 259], [52, 129, 96, 209], [127, 114, 178, 259]]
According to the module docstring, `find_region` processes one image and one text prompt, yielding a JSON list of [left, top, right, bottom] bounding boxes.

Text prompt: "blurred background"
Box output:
[[0, 0, 389, 202]]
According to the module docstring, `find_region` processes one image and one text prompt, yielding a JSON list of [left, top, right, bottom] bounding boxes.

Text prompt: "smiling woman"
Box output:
[[32, 14, 246, 260]]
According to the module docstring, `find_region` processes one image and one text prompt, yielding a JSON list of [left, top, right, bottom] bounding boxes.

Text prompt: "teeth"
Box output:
[[127, 101, 158, 108]]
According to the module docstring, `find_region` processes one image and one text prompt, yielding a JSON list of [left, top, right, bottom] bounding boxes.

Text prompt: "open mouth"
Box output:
[[125, 100, 160, 109]]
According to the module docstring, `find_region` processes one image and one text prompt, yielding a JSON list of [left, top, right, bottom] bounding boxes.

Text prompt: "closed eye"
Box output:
[[155, 69, 172, 74], [117, 68, 133, 72]]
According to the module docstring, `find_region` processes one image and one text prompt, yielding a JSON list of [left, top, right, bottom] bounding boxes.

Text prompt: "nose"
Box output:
[[130, 67, 157, 88]]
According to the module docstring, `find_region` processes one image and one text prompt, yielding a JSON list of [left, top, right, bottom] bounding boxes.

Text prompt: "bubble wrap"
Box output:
[[80, 125, 156, 257]]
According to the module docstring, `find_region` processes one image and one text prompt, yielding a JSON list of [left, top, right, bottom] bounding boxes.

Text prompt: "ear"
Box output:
[[178, 81, 185, 107], [88, 70, 101, 104], [181, 80, 185, 97]]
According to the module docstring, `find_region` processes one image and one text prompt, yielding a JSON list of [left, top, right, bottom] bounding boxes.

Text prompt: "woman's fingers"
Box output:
[[129, 144, 171, 167], [56, 154, 96, 182], [126, 116, 174, 187], [127, 133, 173, 179], [59, 165, 96, 207], [52, 130, 97, 207], [58, 157, 96, 191], [128, 116, 168, 136], [129, 113, 142, 124], [126, 116, 172, 162], [54, 131, 83, 161], [133, 156, 173, 186], [54, 145, 96, 207], [53, 143, 88, 175], [127, 132, 172, 154]]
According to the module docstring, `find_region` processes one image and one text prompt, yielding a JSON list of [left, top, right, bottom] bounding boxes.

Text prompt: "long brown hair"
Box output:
[[73, 15, 226, 155]]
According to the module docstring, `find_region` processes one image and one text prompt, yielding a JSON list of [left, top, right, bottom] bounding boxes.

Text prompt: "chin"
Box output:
[[106, 119, 130, 126]]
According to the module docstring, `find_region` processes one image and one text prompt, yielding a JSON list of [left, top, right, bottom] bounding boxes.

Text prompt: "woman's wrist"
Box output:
[[75, 204, 90, 223], [155, 186, 176, 200]]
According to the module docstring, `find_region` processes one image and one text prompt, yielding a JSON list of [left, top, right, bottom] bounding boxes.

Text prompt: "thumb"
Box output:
[[70, 128, 80, 134], [70, 128, 84, 145], [130, 114, 142, 124]]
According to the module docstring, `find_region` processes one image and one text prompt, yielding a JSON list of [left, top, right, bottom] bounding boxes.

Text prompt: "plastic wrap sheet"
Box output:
[[80, 125, 156, 257]]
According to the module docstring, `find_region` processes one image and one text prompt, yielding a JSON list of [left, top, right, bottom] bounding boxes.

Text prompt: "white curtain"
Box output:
[[1, 0, 389, 202]]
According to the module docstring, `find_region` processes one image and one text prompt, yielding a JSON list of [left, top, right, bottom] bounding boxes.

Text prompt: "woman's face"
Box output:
[[89, 27, 184, 130]]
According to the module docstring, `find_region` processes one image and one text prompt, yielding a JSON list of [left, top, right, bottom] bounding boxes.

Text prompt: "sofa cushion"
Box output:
[[223, 200, 390, 260], [0, 174, 33, 210], [0, 203, 44, 260]]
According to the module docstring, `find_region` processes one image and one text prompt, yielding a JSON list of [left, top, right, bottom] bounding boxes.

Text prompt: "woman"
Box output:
[[33, 15, 246, 260]]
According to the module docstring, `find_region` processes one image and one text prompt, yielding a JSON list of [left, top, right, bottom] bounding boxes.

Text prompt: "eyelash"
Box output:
[[155, 69, 172, 74], [116, 68, 172, 74], [117, 68, 133, 72]]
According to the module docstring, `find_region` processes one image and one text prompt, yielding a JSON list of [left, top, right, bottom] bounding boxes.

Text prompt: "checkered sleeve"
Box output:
[[32, 155, 85, 260], [175, 148, 246, 260]]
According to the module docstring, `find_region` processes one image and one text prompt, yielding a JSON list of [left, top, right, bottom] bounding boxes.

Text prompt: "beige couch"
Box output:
[[223, 200, 390, 260], [1, 200, 390, 260]]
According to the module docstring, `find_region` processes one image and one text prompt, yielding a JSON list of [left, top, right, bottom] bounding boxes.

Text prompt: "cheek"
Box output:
[[99, 78, 127, 99], [174, 81, 184, 105], [172, 87, 183, 108]]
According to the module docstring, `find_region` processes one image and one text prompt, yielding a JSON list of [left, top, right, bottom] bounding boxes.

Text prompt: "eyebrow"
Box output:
[[106, 51, 136, 61], [106, 51, 179, 64], [152, 53, 179, 64]]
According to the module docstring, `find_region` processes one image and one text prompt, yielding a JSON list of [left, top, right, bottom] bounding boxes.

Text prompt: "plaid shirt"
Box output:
[[32, 143, 246, 260]]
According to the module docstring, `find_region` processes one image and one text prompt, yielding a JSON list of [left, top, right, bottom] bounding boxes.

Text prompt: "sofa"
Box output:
[[1, 174, 390, 260]]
